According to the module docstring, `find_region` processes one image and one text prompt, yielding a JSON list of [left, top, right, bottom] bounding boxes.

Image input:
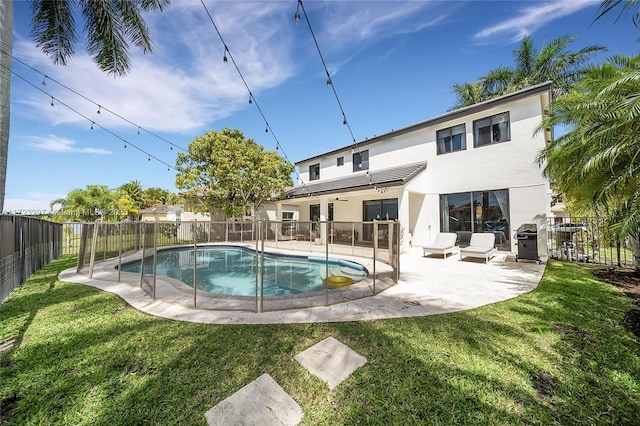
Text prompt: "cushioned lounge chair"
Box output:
[[460, 233, 497, 263], [422, 232, 458, 259]]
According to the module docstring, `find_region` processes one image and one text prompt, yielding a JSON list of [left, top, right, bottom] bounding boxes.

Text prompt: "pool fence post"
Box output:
[[373, 222, 377, 295], [117, 222, 123, 282], [152, 222, 158, 299], [351, 223, 355, 256], [193, 222, 197, 308], [139, 223, 147, 288], [260, 221, 265, 313], [325, 225, 329, 306], [88, 222, 99, 279], [255, 219, 260, 313]]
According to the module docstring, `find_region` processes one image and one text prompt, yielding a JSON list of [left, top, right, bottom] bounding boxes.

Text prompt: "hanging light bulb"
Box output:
[[124, 143, 127, 148], [50, 97, 54, 106], [90, 122, 94, 130], [295, 0, 301, 22], [97, 105, 101, 114], [326, 78, 332, 85], [265, 124, 269, 133], [137, 127, 141, 135], [148, 156, 151, 161], [343, 116, 347, 125], [41, 76, 47, 87], [248, 95, 252, 104], [223, 46, 228, 63]]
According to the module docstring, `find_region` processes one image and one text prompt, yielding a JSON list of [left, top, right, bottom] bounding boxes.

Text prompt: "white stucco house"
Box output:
[[277, 82, 553, 255]]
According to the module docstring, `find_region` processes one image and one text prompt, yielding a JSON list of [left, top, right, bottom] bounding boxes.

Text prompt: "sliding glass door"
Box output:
[[440, 189, 510, 249]]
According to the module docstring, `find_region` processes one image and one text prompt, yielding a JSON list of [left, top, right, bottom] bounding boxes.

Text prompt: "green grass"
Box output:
[[1, 258, 639, 425]]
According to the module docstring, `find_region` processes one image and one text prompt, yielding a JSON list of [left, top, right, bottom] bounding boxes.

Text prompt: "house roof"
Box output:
[[295, 81, 552, 165], [141, 204, 169, 214], [286, 162, 427, 198]]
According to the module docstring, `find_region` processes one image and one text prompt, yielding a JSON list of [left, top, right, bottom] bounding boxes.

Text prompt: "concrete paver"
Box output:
[[204, 373, 302, 426], [294, 336, 367, 390]]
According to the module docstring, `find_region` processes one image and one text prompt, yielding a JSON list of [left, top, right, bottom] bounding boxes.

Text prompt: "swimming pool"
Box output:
[[119, 246, 368, 297]]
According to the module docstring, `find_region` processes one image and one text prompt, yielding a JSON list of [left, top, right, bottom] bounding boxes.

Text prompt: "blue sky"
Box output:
[[4, 0, 639, 213]]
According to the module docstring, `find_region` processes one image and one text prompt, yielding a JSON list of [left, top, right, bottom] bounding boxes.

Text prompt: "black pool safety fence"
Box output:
[[76, 220, 400, 313], [546, 216, 637, 268], [0, 215, 62, 304]]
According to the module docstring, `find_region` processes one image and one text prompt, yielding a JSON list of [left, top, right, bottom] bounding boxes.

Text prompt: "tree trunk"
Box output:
[[0, 0, 13, 212], [631, 232, 640, 274]]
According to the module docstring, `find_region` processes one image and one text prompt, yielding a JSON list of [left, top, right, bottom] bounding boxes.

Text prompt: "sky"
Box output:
[[4, 0, 639, 213]]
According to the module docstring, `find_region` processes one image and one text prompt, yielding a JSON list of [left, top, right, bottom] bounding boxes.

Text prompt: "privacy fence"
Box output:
[[547, 216, 637, 268], [0, 215, 62, 304], [76, 220, 400, 313]]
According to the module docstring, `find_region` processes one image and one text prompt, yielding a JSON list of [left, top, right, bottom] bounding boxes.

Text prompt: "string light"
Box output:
[[41, 76, 47, 86], [223, 46, 228, 62], [199, 0, 311, 196], [4, 50, 187, 153], [295, 0, 360, 153], [2, 63, 177, 171]]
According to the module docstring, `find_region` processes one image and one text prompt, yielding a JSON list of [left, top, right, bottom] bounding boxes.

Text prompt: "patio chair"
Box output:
[[422, 232, 458, 259], [460, 233, 497, 263]]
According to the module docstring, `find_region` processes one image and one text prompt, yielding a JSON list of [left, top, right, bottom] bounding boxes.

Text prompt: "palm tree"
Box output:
[[51, 184, 117, 221], [451, 35, 606, 109], [0, 0, 170, 212], [538, 54, 640, 271]]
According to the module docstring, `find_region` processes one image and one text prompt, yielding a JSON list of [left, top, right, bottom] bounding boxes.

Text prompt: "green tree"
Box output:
[[596, 0, 640, 27], [538, 54, 640, 271], [118, 180, 144, 206], [142, 187, 177, 208], [451, 35, 605, 109], [50, 184, 117, 222], [0, 0, 170, 211], [175, 128, 294, 218]]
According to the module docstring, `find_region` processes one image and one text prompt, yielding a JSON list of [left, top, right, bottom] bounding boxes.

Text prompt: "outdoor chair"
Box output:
[[460, 233, 497, 263], [422, 232, 458, 259]]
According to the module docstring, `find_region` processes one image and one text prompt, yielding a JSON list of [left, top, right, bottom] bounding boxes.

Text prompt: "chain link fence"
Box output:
[[76, 220, 400, 313], [1, 215, 62, 304]]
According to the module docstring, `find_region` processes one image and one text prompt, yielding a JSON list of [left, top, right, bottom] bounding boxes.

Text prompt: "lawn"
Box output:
[[1, 257, 639, 425]]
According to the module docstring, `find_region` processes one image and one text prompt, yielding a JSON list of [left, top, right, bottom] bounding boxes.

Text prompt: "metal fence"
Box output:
[[547, 216, 637, 268], [76, 220, 400, 313], [0, 215, 62, 304]]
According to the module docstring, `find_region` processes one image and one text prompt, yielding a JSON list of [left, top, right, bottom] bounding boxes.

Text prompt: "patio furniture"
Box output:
[[460, 233, 497, 263], [422, 232, 458, 259]]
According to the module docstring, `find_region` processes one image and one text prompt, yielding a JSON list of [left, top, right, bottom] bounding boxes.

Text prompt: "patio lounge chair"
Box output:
[[460, 233, 497, 263], [422, 232, 458, 259]]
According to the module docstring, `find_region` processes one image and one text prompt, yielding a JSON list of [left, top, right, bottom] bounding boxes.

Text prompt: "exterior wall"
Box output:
[[287, 86, 552, 255]]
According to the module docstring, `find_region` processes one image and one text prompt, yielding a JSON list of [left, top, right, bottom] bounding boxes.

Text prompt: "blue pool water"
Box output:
[[119, 246, 368, 297]]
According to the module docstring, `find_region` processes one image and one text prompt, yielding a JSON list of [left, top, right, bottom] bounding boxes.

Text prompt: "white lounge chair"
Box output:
[[460, 233, 497, 263], [422, 232, 458, 259]]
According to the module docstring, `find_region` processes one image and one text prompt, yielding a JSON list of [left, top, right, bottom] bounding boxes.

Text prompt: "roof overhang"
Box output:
[[286, 162, 427, 199]]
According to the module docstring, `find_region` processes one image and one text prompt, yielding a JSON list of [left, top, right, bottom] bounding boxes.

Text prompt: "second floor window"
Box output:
[[309, 163, 320, 181], [437, 124, 466, 154], [353, 150, 369, 172], [474, 112, 510, 147]]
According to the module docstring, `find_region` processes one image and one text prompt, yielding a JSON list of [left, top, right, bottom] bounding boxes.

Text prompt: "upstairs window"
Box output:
[[437, 124, 466, 154], [474, 112, 510, 147], [309, 163, 320, 181], [337, 156, 344, 166], [353, 150, 369, 172]]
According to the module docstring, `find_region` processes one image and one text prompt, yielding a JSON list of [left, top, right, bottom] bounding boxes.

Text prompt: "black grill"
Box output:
[[516, 224, 540, 263]]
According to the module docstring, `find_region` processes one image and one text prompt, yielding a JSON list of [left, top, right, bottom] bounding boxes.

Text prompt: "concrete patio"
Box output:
[[58, 246, 546, 325]]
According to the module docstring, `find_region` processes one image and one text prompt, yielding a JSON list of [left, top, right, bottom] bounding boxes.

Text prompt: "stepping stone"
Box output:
[[204, 373, 302, 426], [295, 336, 367, 390]]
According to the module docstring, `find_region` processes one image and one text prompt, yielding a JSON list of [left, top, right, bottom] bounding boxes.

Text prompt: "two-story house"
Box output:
[[277, 82, 553, 255]]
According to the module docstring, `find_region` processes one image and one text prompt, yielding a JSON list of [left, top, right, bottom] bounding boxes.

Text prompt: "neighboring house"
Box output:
[[140, 204, 182, 222], [280, 82, 553, 255]]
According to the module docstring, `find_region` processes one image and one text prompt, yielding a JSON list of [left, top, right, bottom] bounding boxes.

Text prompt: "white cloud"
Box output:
[[25, 134, 111, 154], [474, 0, 599, 43]]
